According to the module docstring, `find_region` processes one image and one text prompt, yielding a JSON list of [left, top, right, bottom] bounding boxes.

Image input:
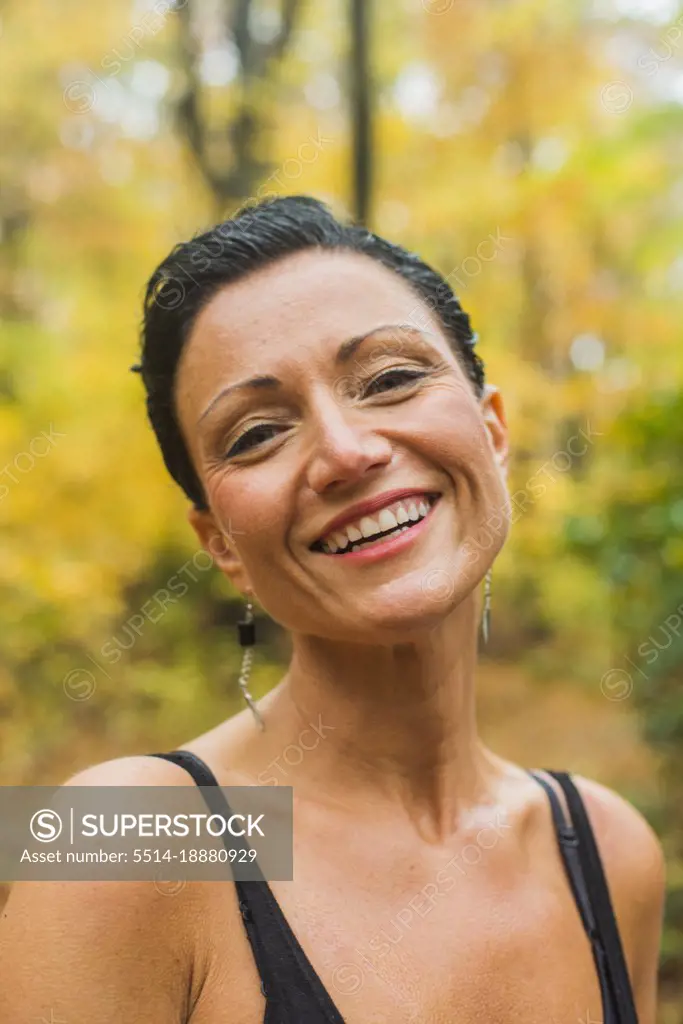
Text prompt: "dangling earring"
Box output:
[[481, 569, 492, 645], [237, 598, 265, 730]]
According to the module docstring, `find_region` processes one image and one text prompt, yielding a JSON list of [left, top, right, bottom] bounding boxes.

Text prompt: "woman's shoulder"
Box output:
[[568, 772, 665, 892], [528, 765, 664, 885], [0, 750, 249, 1022], [43, 749, 244, 937]]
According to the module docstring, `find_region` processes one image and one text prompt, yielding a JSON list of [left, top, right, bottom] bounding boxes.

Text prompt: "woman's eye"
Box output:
[[364, 368, 427, 397], [226, 424, 286, 458]]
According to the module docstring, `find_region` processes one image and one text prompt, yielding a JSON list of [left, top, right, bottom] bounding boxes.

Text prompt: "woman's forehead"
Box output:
[[180, 249, 446, 376]]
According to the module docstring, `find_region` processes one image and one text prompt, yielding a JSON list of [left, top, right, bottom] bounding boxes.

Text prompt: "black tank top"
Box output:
[[150, 750, 639, 1024]]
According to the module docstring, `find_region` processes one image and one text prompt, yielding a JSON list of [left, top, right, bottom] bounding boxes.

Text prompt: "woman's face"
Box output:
[[175, 249, 510, 643]]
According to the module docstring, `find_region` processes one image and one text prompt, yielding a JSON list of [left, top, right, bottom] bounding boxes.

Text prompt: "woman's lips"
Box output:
[[312, 496, 440, 565], [311, 493, 440, 552]]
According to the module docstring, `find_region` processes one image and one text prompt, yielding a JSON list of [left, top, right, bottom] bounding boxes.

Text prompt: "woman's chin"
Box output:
[[346, 585, 462, 639]]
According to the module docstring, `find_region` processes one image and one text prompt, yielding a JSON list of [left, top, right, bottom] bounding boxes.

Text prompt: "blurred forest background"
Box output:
[[1, 0, 682, 1017]]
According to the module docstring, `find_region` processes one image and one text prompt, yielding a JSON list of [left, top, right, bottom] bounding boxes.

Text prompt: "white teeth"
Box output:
[[378, 508, 399, 532], [359, 516, 381, 539], [317, 494, 438, 552]]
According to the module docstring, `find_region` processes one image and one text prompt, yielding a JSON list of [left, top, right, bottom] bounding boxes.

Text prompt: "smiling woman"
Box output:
[[0, 196, 665, 1024]]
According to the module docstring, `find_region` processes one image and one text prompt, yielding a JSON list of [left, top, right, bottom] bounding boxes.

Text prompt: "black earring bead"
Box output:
[[238, 618, 256, 647]]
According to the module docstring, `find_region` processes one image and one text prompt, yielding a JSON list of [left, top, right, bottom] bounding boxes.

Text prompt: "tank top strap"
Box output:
[[148, 750, 346, 1022], [151, 749, 221, 787], [546, 771, 639, 1024], [150, 750, 265, 882], [528, 769, 597, 938]]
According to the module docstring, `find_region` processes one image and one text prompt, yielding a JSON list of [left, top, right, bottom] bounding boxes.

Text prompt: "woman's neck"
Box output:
[[259, 596, 504, 842]]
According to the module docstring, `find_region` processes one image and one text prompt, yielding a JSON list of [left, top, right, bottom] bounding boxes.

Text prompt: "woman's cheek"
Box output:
[[475, 469, 511, 557]]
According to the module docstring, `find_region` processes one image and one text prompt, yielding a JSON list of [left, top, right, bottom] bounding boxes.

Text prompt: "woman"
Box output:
[[0, 195, 665, 1023]]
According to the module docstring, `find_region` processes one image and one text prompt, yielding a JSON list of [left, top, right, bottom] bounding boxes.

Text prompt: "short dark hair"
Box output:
[[135, 194, 485, 511]]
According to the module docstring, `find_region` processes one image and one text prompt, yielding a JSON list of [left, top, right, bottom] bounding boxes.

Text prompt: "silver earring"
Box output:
[[237, 599, 265, 730], [481, 569, 492, 645]]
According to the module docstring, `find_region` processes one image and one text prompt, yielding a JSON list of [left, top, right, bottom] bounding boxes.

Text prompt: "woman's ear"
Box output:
[[187, 505, 254, 595], [480, 384, 509, 476]]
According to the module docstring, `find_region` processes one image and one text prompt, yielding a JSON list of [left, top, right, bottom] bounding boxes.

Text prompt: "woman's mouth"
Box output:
[[310, 493, 441, 557]]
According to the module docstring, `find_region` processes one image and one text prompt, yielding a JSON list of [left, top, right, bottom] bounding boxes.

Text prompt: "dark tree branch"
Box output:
[[176, 0, 302, 209], [175, 0, 225, 200], [270, 0, 300, 60]]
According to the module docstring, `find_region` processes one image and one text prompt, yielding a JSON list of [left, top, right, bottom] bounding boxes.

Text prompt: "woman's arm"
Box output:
[[0, 757, 206, 1024], [572, 775, 666, 1024]]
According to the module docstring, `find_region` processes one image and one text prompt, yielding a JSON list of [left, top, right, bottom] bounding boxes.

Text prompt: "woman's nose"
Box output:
[[305, 399, 393, 495]]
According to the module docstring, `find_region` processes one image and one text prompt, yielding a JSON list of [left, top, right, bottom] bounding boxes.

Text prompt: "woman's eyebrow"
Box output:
[[197, 374, 280, 425], [335, 324, 438, 364], [197, 325, 439, 425]]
